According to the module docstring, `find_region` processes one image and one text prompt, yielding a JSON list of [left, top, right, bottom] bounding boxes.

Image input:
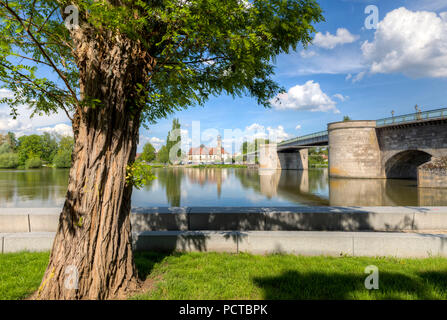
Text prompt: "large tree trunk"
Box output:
[[35, 29, 154, 299]]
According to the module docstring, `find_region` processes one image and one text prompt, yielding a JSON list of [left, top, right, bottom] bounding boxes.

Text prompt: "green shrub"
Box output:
[[53, 149, 72, 168], [25, 157, 42, 169], [0, 153, 19, 168], [0, 142, 12, 154]]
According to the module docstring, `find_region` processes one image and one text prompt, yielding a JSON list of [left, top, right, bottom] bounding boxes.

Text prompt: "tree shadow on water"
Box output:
[[252, 270, 447, 300]]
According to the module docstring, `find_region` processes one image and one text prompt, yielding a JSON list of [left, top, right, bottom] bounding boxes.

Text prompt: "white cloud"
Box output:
[[139, 135, 165, 151], [150, 137, 164, 144], [266, 125, 290, 142], [37, 123, 73, 137], [0, 88, 14, 99], [409, 0, 447, 11], [300, 50, 317, 58], [295, 125, 301, 130], [0, 91, 70, 136], [352, 71, 366, 83], [0, 117, 32, 133], [245, 123, 264, 132], [270, 81, 340, 114], [313, 28, 359, 49], [243, 123, 290, 143], [333, 93, 347, 102], [218, 124, 292, 152], [345, 73, 352, 81], [361, 7, 447, 78]]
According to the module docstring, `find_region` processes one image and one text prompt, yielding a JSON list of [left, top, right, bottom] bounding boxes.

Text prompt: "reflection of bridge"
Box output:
[[237, 169, 329, 205], [253, 108, 447, 183]]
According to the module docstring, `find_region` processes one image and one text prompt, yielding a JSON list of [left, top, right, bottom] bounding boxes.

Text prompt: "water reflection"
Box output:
[[0, 168, 69, 207], [236, 169, 328, 205], [1, 167, 446, 208], [329, 178, 447, 206]]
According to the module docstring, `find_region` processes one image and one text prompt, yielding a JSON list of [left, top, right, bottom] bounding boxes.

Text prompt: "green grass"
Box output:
[[133, 252, 447, 300], [149, 164, 168, 168], [0, 251, 50, 300], [2, 251, 447, 300]]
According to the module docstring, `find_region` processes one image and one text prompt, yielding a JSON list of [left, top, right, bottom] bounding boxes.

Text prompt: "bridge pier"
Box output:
[[259, 144, 308, 170], [328, 121, 383, 178], [258, 144, 281, 170], [278, 149, 308, 170]]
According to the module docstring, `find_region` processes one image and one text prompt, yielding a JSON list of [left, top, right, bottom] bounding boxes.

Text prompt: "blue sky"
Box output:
[[139, 0, 447, 153], [1, 0, 447, 154]]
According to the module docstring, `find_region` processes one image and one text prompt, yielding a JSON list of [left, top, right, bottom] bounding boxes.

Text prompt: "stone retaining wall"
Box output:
[[418, 158, 447, 188], [1, 231, 447, 258], [1, 207, 447, 233]]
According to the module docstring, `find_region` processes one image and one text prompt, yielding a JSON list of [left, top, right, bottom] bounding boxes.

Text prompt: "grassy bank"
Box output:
[[148, 164, 168, 168], [1, 251, 447, 300], [190, 164, 247, 169]]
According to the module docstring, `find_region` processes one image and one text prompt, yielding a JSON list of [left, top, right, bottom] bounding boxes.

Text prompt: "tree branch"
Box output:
[[0, 1, 79, 104], [0, 61, 74, 121]]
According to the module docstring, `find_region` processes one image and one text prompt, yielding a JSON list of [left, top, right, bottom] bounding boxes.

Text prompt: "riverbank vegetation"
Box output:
[[0, 132, 74, 169], [1, 251, 446, 300], [309, 147, 329, 168], [190, 164, 247, 169]]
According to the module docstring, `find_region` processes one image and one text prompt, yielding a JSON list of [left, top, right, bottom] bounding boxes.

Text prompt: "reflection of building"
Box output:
[[187, 135, 231, 164], [184, 168, 228, 198]]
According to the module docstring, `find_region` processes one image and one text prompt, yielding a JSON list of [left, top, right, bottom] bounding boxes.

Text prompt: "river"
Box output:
[[1, 167, 446, 208]]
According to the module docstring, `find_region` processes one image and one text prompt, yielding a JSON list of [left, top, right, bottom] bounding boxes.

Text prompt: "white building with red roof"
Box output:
[[187, 135, 231, 164]]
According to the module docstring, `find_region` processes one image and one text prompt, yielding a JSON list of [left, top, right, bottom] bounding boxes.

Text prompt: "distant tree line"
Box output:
[[239, 138, 270, 163], [0, 132, 74, 169], [139, 118, 182, 165]]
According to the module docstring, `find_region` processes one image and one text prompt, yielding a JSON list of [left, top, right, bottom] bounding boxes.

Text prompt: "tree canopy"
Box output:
[[140, 142, 156, 163], [0, 0, 324, 125], [166, 118, 181, 163]]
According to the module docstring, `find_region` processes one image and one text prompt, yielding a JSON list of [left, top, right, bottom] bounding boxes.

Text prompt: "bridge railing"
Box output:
[[278, 130, 328, 146], [376, 107, 447, 127]]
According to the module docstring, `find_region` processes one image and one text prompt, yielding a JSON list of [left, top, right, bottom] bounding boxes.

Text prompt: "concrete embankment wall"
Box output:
[[2, 207, 447, 233], [2, 207, 447, 257]]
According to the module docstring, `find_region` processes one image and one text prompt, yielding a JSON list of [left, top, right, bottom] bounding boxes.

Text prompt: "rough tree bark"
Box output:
[[35, 27, 155, 299]]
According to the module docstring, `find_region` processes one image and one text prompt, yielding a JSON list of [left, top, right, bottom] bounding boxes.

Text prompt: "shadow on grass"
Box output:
[[134, 251, 181, 281], [252, 270, 447, 300]]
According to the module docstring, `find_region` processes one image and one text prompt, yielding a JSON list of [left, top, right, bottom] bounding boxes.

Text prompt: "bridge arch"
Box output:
[[384, 150, 432, 179]]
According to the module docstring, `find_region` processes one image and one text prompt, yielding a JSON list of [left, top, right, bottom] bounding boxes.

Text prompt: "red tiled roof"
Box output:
[[188, 147, 209, 155], [188, 146, 229, 155]]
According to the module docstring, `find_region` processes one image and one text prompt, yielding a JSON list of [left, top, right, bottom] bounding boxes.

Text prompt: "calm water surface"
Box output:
[[1, 167, 446, 208]]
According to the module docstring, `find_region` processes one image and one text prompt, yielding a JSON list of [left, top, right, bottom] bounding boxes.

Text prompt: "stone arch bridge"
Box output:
[[253, 108, 447, 180]]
